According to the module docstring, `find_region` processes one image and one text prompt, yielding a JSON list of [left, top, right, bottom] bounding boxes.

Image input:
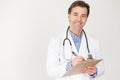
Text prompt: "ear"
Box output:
[[68, 14, 71, 21]]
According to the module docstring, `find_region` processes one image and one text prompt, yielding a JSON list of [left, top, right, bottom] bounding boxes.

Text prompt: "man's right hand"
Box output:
[[71, 56, 85, 67]]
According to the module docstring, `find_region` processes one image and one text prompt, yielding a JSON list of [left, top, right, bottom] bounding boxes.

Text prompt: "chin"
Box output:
[[76, 26, 82, 30]]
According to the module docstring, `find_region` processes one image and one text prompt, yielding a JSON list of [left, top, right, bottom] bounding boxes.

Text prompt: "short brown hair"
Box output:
[[68, 0, 90, 17]]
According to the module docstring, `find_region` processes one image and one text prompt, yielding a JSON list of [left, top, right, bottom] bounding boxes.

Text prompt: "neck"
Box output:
[[69, 27, 82, 36]]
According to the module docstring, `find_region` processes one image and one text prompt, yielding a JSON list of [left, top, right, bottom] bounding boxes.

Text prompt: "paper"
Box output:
[[63, 59, 102, 77]]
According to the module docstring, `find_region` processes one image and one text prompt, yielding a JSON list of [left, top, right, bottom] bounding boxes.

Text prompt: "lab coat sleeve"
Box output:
[[94, 40, 105, 78], [47, 38, 67, 79]]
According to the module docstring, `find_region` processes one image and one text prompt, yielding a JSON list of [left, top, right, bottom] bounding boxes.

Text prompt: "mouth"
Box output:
[[75, 22, 82, 27]]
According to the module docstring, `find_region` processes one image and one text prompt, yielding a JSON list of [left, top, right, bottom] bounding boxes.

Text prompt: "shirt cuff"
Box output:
[[89, 68, 97, 78], [66, 61, 72, 71]]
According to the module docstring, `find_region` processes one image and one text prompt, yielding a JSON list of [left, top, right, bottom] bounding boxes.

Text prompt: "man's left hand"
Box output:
[[83, 66, 97, 75]]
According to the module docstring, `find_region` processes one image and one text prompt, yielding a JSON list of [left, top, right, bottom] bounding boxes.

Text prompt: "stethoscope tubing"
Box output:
[[63, 26, 93, 60]]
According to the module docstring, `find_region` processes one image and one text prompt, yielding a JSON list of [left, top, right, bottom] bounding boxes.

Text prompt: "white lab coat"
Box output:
[[47, 28, 104, 80]]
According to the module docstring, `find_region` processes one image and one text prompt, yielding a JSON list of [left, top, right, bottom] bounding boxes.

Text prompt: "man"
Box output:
[[47, 0, 104, 80]]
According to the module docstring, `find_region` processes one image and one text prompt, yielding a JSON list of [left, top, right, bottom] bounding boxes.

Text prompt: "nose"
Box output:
[[77, 16, 82, 21]]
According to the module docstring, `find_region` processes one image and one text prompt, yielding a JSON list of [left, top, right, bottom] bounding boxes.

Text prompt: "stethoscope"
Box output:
[[63, 26, 93, 60]]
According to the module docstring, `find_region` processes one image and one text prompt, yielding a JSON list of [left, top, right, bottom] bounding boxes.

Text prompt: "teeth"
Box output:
[[76, 23, 81, 25]]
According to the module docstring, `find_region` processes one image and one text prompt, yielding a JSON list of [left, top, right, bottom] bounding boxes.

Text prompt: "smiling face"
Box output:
[[68, 6, 88, 35]]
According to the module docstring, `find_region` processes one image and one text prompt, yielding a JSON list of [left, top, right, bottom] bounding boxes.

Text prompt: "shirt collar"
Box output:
[[69, 30, 83, 40]]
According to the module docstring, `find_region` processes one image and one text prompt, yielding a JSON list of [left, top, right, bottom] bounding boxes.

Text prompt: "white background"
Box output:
[[0, 0, 120, 80]]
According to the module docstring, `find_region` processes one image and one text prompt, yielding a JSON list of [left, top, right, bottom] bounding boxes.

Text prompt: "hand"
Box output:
[[83, 66, 97, 75], [72, 56, 85, 67]]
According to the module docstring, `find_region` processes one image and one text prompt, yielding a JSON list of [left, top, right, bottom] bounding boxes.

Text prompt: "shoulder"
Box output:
[[85, 33, 99, 49], [86, 33, 100, 49], [48, 31, 65, 46], [50, 32, 64, 41], [86, 33, 98, 43]]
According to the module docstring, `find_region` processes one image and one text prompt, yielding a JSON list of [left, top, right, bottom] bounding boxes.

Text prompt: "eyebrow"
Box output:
[[72, 12, 78, 15], [72, 12, 87, 16]]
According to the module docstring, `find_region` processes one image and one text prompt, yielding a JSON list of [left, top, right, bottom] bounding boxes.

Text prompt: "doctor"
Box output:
[[47, 0, 104, 80]]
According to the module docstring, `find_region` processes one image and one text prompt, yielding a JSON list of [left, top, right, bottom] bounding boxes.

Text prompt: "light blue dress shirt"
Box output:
[[69, 30, 83, 53]]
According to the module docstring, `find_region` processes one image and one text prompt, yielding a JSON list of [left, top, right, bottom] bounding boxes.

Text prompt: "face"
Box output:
[[68, 6, 88, 32]]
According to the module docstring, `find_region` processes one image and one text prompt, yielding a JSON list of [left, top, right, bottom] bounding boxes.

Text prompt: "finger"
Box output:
[[77, 56, 85, 60], [76, 56, 85, 61], [84, 70, 95, 75], [83, 67, 87, 72], [85, 67, 96, 71], [73, 58, 84, 63], [87, 66, 96, 70], [87, 69, 96, 75]]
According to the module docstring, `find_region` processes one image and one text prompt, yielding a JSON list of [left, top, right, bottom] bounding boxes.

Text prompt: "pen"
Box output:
[[72, 51, 78, 56]]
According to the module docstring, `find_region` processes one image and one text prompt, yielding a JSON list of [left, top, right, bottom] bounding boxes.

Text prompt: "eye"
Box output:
[[74, 14, 78, 16], [81, 14, 87, 18], [73, 12, 78, 16]]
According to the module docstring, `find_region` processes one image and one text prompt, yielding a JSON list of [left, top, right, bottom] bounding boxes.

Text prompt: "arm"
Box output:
[[47, 38, 67, 79], [94, 40, 104, 77], [85, 40, 104, 78]]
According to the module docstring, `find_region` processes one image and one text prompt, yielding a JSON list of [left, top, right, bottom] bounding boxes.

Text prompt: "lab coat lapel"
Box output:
[[62, 29, 76, 60], [68, 31, 78, 54], [79, 34, 88, 59]]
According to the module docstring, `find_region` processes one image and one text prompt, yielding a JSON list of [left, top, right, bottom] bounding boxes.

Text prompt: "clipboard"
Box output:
[[63, 59, 102, 77]]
